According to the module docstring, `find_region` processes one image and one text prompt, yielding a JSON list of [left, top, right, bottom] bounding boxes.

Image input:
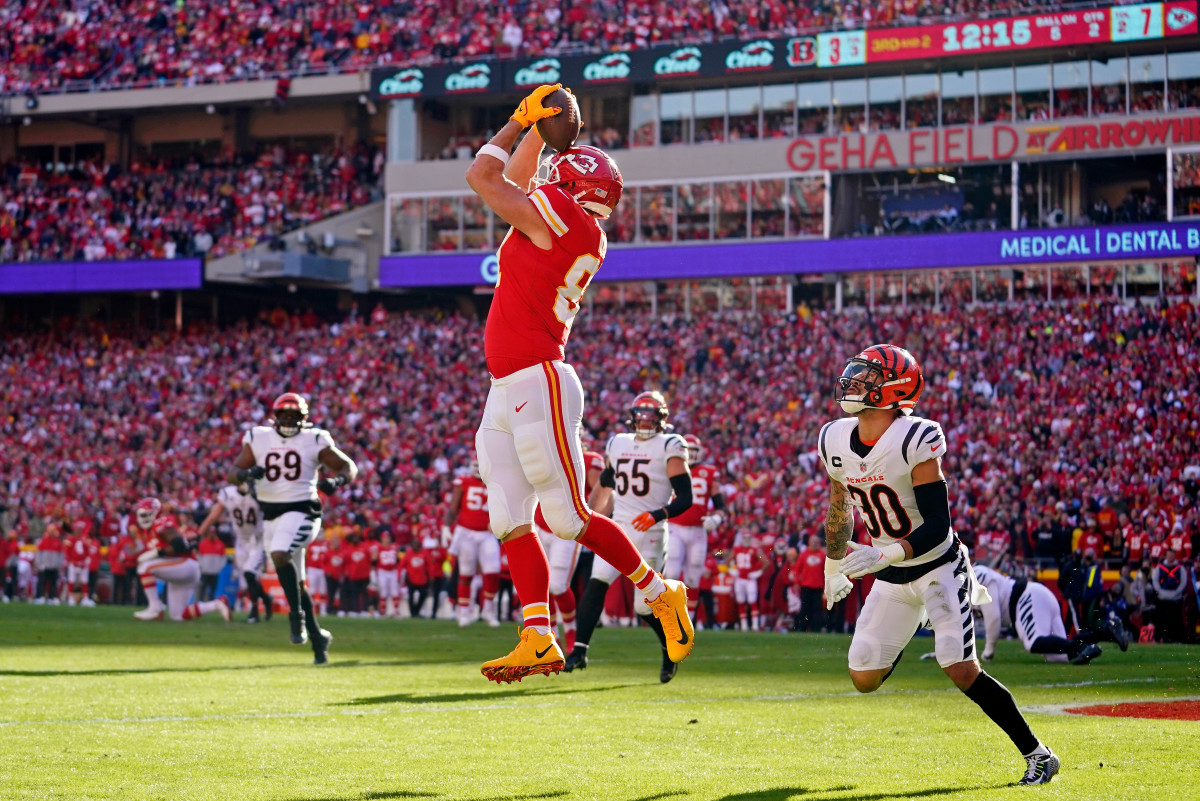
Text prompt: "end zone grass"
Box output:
[[1, 605, 1197, 801]]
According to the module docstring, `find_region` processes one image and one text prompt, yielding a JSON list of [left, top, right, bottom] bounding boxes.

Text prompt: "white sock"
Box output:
[[640, 575, 667, 600], [1024, 743, 1050, 758]]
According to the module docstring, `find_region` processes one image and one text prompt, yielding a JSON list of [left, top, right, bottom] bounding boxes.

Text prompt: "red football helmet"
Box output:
[[683, 434, 703, 463], [628, 391, 669, 439], [271, 392, 309, 437], [134, 497, 162, 530], [834, 344, 924, 416], [536, 145, 623, 218]]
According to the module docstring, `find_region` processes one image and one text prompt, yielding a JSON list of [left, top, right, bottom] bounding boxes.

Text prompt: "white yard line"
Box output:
[[1022, 694, 1200, 717]]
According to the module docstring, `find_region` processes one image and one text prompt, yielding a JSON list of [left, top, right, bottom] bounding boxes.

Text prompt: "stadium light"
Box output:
[[937, 174, 957, 184]]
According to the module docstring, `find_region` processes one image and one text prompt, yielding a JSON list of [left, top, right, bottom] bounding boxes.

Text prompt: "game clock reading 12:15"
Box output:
[[941, 14, 1106, 54]]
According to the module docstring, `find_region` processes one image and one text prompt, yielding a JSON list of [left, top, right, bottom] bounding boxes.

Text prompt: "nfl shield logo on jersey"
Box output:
[[859, 461, 868, 473]]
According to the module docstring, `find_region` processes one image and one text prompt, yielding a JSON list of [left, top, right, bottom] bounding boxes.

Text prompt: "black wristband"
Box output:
[[650, 508, 668, 523], [599, 466, 616, 489]]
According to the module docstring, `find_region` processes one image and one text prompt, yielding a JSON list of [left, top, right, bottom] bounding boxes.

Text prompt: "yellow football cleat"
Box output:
[[480, 627, 564, 684], [648, 579, 695, 663]]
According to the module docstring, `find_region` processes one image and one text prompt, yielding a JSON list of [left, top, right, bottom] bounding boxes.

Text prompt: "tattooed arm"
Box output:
[[825, 479, 854, 559], [823, 479, 855, 610]]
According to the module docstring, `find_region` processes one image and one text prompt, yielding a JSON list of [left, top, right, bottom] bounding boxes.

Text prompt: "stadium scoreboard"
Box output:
[[815, 2, 1196, 68]]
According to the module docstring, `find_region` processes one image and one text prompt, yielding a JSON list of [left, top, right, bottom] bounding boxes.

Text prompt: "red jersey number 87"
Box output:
[[555, 252, 601, 327]]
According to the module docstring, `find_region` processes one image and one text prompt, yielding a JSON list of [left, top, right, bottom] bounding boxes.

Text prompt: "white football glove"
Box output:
[[701, 513, 723, 532], [824, 557, 853, 610], [440, 525, 453, 547], [839, 541, 907, 579]]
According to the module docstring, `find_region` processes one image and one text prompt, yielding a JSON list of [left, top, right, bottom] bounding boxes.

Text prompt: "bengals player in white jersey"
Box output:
[[132, 497, 230, 623], [819, 344, 1059, 786], [973, 565, 1128, 664], [667, 434, 725, 621], [465, 83, 693, 683], [197, 482, 270, 622], [232, 392, 357, 665], [565, 392, 694, 683]]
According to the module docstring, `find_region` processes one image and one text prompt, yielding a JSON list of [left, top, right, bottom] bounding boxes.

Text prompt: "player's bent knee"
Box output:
[[849, 669, 883, 693], [943, 659, 981, 690], [541, 507, 586, 541]]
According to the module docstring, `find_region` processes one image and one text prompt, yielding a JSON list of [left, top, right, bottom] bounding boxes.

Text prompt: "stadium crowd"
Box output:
[[1, 296, 1198, 640], [0, 144, 382, 262], [1, 0, 1104, 95]]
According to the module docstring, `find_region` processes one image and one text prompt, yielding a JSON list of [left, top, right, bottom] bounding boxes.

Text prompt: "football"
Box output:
[[535, 88, 582, 153]]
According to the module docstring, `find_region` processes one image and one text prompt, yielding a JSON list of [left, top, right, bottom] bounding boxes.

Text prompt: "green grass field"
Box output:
[[1, 605, 1197, 801]]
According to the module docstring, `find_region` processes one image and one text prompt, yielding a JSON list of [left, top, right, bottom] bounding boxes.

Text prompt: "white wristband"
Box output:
[[476, 143, 510, 166], [880, 542, 907, 564]]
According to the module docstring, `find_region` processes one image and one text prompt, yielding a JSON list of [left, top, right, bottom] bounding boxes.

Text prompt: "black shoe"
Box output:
[[289, 612, 307, 645], [563, 648, 588, 673], [1105, 617, 1130, 652], [660, 654, 678, 684], [1070, 643, 1102, 665], [264, 602, 273, 622], [244, 613, 260, 624], [1018, 749, 1060, 785], [313, 628, 332, 666]]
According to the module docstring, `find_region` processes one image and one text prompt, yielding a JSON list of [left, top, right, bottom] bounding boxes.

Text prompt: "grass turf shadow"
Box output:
[[336, 684, 637, 706], [711, 785, 1009, 801], [281, 791, 569, 801]]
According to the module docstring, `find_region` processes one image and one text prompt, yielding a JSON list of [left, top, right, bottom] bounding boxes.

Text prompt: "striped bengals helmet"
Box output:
[[627, 390, 669, 439], [271, 392, 309, 437], [834, 344, 924, 416]]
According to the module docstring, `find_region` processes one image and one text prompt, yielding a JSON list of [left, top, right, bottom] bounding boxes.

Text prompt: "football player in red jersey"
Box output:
[[820, 344, 1057, 786], [131, 497, 230, 623], [727, 531, 767, 631], [63, 526, 92, 607], [465, 83, 694, 683], [667, 434, 726, 622], [376, 532, 402, 617], [445, 459, 501, 627], [307, 533, 330, 614]]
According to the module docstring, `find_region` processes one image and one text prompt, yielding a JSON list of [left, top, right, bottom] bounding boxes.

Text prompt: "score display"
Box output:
[[822, 2, 1197, 67]]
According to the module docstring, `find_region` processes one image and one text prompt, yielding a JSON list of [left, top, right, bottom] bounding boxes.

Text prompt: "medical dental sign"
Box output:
[[809, 2, 1196, 68], [999, 226, 1200, 261]]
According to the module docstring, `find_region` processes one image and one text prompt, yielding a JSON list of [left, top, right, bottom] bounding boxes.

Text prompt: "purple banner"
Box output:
[[0, 258, 203, 295], [379, 222, 1200, 288]]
